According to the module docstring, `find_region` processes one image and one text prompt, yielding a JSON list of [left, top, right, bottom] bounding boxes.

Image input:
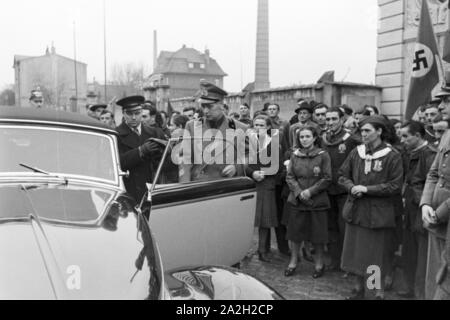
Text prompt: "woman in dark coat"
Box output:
[[338, 116, 403, 300], [246, 115, 281, 262], [284, 126, 332, 278]]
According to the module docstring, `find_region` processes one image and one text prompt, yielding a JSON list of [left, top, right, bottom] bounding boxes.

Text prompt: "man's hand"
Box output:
[[422, 205, 438, 225], [222, 165, 237, 178], [300, 189, 311, 201], [140, 140, 161, 158], [252, 171, 265, 182]]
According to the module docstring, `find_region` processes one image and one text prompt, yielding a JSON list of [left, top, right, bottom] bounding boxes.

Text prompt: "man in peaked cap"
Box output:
[[180, 80, 248, 182], [421, 77, 450, 299], [29, 89, 44, 108], [115, 95, 165, 202]]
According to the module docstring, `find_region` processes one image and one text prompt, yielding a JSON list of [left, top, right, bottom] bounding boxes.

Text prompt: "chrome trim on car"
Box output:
[[0, 118, 117, 135]]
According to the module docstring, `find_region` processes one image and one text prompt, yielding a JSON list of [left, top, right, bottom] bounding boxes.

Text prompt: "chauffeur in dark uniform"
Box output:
[[116, 95, 164, 203], [180, 80, 248, 182]]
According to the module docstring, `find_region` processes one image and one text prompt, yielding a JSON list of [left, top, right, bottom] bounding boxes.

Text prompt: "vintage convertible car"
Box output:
[[0, 107, 282, 300]]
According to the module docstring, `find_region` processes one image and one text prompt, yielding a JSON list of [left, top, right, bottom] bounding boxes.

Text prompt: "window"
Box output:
[[215, 79, 220, 86], [188, 63, 194, 69], [200, 63, 205, 69]]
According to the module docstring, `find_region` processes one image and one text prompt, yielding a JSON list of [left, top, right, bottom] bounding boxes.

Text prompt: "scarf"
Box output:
[[357, 144, 392, 174], [412, 141, 428, 153], [323, 127, 351, 146]]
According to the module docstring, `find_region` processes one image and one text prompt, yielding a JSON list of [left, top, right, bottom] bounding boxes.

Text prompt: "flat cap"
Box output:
[[116, 95, 145, 110], [198, 80, 228, 104]]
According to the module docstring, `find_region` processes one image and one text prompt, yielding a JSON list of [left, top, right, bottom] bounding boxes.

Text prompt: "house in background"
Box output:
[[146, 45, 227, 100], [13, 45, 87, 112]]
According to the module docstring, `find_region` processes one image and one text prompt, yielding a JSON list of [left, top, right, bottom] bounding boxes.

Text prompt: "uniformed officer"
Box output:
[[321, 106, 360, 270], [421, 85, 450, 299], [29, 89, 44, 108], [180, 80, 248, 182], [116, 95, 164, 202]]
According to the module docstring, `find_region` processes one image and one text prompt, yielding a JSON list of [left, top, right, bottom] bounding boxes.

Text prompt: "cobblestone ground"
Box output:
[[240, 229, 414, 300]]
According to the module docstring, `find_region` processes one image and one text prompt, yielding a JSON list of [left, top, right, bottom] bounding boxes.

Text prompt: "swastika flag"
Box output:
[[405, 0, 440, 120], [443, 0, 450, 63]]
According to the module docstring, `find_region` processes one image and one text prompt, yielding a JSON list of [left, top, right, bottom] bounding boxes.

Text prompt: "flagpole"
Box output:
[[103, 0, 107, 103], [73, 21, 78, 112]]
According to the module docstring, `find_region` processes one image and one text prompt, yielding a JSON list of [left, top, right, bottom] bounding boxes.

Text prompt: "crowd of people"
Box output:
[[242, 90, 450, 300], [29, 77, 450, 300]]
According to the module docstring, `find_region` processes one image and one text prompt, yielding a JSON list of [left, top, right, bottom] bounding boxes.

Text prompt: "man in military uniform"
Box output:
[[116, 95, 165, 202], [321, 106, 360, 270], [180, 80, 248, 182], [29, 89, 44, 108], [421, 86, 450, 299]]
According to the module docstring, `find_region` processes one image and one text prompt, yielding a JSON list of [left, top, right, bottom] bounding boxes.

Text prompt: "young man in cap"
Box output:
[[398, 121, 436, 299], [116, 95, 165, 202], [29, 89, 44, 108], [180, 80, 248, 182]]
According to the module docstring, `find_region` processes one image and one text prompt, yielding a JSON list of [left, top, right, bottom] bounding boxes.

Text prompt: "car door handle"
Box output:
[[240, 195, 255, 201]]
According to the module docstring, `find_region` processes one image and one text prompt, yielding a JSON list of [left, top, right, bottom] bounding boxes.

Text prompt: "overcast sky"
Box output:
[[0, 0, 378, 92]]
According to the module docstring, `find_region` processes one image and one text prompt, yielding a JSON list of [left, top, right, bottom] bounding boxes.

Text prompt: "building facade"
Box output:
[[14, 46, 87, 112], [377, 0, 449, 119]]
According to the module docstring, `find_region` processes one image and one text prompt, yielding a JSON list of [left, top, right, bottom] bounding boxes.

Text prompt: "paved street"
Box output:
[[240, 229, 413, 300]]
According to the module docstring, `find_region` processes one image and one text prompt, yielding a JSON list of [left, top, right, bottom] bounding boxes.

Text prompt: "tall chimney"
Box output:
[[254, 0, 270, 90], [153, 30, 158, 72]]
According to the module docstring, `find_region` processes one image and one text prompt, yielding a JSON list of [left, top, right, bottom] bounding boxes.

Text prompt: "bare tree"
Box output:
[[0, 85, 15, 106], [109, 62, 147, 89]]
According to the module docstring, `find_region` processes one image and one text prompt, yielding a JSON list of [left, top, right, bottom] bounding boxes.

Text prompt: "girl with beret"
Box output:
[[338, 116, 403, 300], [284, 126, 331, 278]]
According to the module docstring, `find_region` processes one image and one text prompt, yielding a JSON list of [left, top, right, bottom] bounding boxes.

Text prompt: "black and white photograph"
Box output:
[[1, 0, 450, 302]]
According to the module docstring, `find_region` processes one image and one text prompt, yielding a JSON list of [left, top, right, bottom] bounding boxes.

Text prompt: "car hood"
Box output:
[[0, 183, 161, 300], [165, 266, 284, 300]]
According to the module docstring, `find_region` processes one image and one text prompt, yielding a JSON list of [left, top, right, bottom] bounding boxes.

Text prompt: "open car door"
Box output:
[[147, 136, 257, 270]]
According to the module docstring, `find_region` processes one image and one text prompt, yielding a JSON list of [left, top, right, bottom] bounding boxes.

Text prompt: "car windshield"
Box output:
[[0, 126, 117, 184]]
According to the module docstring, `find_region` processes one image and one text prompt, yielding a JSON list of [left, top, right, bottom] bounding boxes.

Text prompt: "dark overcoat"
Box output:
[[116, 122, 165, 202]]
